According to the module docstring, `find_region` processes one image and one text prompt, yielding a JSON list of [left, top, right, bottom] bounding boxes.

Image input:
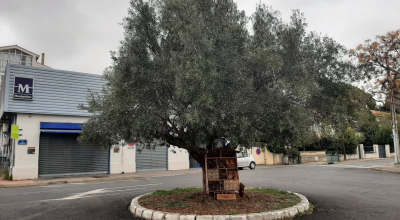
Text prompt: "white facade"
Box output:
[[12, 114, 89, 180], [109, 142, 137, 174], [168, 146, 190, 170], [9, 112, 190, 180]]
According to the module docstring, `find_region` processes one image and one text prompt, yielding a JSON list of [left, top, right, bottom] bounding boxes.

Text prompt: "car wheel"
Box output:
[[249, 162, 256, 170]]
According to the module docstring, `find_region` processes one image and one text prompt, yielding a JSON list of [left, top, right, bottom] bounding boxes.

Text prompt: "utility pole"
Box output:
[[390, 89, 400, 164]]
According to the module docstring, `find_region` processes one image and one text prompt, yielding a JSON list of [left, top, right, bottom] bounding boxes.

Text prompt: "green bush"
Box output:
[[286, 147, 300, 157], [342, 127, 364, 154], [1, 169, 9, 180], [374, 126, 394, 152], [150, 187, 201, 196]]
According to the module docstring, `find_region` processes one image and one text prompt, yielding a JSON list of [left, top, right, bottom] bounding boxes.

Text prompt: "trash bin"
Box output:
[[283, 155, 289, 165]]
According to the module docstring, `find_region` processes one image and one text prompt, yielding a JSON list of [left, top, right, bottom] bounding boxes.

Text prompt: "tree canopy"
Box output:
[[351, 29, 400, 162], [79, 0, 355, 164]]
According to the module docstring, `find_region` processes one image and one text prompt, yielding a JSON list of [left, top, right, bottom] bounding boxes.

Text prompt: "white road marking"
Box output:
[[102, 183, 161, 190], [316, 163, 392, 169], [1, 188, 86, 196], [60, 189, 110, 200], [40, 185, 66, 188], [0, 183, 162, 205]]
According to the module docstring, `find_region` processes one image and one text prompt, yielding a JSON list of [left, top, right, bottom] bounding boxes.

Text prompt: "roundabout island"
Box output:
[[129, 188, 311, 220]]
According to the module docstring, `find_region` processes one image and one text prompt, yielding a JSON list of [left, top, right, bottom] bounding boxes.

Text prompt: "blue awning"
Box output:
[[40, 129, 81, 134], [40, 122, 82, 130]]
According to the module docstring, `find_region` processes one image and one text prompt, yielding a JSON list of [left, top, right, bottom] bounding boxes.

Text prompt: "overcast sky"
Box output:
[[1, 0, 399, 75]]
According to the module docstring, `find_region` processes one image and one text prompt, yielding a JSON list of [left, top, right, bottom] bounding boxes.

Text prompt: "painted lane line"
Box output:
[[102, 183, 162, 190], [62, 188, 147, 199], [0, 188, 149, 205], [1, 187, 86, 196], [59, 189, 110, 200]]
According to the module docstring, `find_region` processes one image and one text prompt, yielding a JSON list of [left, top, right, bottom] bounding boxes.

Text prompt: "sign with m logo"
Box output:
[[13, 77, 34, 100]]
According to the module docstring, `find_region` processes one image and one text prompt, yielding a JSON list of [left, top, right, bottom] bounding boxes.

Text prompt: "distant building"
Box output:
[[0, 45, 50, 89]]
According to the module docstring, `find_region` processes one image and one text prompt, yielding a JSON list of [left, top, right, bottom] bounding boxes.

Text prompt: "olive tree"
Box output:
[[79, 0, 352, 177]]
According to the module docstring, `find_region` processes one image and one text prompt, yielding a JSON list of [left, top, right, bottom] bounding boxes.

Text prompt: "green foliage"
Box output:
[[1, 169, 9, 180], [373, 126, 394, 152], [358, 120, 380, 146], [248, 188, 295, 198], [163, 201, 188, 209], [138, 200, 151, 205], [182, 195, 195, 201], [248, 188, 301, 210], [79, 0, 353, 164], [285, 147, 300, 157], [296, 203, 315, 217], [150, 187, 201, 197], [226, 212, 239, 215], [342, 127, 365, 154], [266, 141, 286, 154], [374, 126, 392, 145]]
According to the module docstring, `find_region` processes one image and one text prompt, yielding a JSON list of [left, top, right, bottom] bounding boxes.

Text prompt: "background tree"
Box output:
[[350, 29, 400, 163]]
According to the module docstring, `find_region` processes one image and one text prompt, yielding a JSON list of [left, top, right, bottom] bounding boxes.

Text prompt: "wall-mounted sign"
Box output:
[[18, 139, 28, 145], [27, 147, 35, 154], [13, 77, 34, 100], [114, 147, 120, 153], [11, 125, 19, 139], [128, 139, 135, 149], [256, 148, 261, 155], [128, 139, 136, 146]]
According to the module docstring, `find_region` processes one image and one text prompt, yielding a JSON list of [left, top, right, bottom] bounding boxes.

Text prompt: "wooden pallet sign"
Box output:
[[204, 148, 241, 200], [217, 193, 236, 200]]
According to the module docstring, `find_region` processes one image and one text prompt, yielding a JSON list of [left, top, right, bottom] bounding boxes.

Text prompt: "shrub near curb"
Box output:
[[129, 188, 311, 220]]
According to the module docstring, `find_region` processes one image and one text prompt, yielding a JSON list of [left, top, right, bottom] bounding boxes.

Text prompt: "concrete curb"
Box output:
[[0, 170, 203, 188], [0, 175, 140, 188], [371, 167, 400, 174], [129, 191, 310, 220]]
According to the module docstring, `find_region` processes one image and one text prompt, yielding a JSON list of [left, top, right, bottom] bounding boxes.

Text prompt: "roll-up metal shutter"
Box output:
[[136, 146, 167, 172], [39, 133, 109, 177]]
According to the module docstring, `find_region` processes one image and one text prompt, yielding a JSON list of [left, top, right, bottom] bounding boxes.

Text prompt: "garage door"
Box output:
[[39, 133, 109, 177], [136, 146, 167, 172]]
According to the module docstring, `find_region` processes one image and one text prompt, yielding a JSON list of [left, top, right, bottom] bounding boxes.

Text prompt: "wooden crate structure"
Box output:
[[205, 148, 240, 196]]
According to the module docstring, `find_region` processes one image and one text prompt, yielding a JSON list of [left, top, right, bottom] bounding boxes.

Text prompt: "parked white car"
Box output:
[[236, 151, 256, 169]]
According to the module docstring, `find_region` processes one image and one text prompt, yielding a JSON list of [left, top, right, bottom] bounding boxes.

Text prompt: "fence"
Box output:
[[364, 146, 374, 154]]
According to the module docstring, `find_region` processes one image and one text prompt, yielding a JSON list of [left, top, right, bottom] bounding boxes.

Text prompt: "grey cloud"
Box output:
[[1, 0, 400, 74], [0, 0, 129, 74]]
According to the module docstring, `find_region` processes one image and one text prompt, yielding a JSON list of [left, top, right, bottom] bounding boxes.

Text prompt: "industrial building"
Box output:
[[0, 46, 189, 180]]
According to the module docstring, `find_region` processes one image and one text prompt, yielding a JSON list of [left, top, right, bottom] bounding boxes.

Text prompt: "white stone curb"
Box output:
[[129, 191, 310, 220]]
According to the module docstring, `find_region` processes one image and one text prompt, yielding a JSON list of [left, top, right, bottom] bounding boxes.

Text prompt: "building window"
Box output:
[[0, 49, 33, 74]]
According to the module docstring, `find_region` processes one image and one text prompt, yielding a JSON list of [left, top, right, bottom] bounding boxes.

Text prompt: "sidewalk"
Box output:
[[0, 168, 202, 188], [337, 157, 394, 164], [371, 163, 400, 173]]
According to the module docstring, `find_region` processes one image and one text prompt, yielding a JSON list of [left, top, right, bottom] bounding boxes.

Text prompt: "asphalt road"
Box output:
[[1, 159, 399, 220]]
